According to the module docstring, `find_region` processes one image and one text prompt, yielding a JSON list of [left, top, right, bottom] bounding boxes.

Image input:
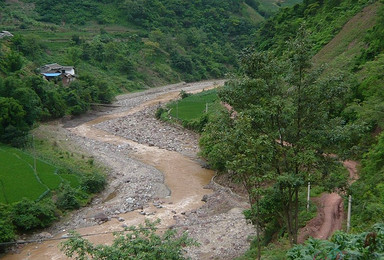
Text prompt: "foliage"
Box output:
[[11, 198, 57, 231], [0, 204, 15, 246], [200, 28, 356, 247], [0, 96, 28, 146], [155, 107, 166, 120], [253, 0, 373, 54], [60, 219, 198, 260], [287, 223, 384, 259], [0, 0, 305, 93], [56, 182, 81, 211], [349, 132, 384, 231], [182, 113, 209, 133], [0, 36, 119, 144], [179, 90, 191, 99], [355, 4, 384, 67], [80, 172, 106, 194], [0, 140, 106, 243]]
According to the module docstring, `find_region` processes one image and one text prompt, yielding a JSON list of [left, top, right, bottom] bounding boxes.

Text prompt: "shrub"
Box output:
[[155, 107, 165, 119], [80, 172, 106, 194], [179, 90, 191, 99], [11, 198, 57, 231], [56, 183, 80, 211], [60, 219, 198, 259], [0, 204, 15, 249]]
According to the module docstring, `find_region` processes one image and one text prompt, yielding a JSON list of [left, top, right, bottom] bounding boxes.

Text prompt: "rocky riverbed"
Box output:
[[4, 80, 255, 260]]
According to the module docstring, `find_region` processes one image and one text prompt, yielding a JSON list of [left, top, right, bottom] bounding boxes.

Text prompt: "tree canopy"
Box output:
[[200, 28, 355, 248]]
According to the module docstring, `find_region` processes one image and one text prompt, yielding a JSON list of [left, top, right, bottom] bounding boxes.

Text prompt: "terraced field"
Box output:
[[168, 89, 219, 121], [0, 145, 79, 203]]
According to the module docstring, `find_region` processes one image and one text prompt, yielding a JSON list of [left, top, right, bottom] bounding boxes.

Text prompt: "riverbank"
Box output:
[[4, 80, 255, 260]]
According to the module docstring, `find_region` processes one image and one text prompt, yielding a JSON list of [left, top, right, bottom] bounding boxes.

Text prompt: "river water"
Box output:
[[3, 83, 218, 260]]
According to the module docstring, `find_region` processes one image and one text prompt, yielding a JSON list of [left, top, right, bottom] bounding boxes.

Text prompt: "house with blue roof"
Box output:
[[40, 63, 76, 85]]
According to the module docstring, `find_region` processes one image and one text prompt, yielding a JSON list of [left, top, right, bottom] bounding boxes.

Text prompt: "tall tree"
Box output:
[[201, 27, 352, 247]]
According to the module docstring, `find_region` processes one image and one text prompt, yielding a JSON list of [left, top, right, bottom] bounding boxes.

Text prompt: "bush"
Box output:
[[80, 172, 106, 194], [182, 113, 209, 133], [155, 107, 165, 119], [11, 198, 57, 231], [60, 219, 198, 259], [0, 204, 15, 249], [287, 224, 384, 259], [56, 183, 80, 211], [179, 90, 191, 99]]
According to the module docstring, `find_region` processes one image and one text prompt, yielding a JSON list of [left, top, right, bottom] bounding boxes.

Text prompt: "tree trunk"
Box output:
[[285, 187, 294, 245], [293, 187, 299, 244]]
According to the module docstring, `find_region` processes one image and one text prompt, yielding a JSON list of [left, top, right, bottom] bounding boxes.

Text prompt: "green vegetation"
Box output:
[[0, 144, 56, 203], [287, 224, 384, 259], [11, 198, 57, 231], [349, 132, 384, 232], [157, 89, 221, 132], [168, 90, 218, 121], [60, 219, 198, 260], [1, 0, 384, 257], [0, 137, 106, 247], [194, 0, 384, 258], [200, 29, 355, 255], [0, 141, 100, 204], [253, 0, 375, 54], [0, 0, 299, 146]]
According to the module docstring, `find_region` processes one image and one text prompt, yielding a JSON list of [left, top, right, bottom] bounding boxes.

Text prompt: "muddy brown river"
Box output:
[[3, 82, 222, 260]]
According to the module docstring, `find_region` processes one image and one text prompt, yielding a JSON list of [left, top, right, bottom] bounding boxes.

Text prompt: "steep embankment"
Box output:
[[312, 2, 380, 69], [297, 3, 380, 242]]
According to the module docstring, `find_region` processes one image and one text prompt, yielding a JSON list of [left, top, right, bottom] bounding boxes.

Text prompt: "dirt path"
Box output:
[[3, 80, 254, 260], [298, 160, 359, 243]]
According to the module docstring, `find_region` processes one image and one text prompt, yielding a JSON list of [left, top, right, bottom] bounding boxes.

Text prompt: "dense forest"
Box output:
[[1, 0, 384, 258], [0, 0, 297, 146]]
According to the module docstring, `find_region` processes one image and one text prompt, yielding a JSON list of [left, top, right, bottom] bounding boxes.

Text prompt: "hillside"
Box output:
[[312, 3, 380, 68], [0, 0, 303, 147], [198, 0, 384, 258], [2, 0, 384, 258], [0, 0, 298, 88]]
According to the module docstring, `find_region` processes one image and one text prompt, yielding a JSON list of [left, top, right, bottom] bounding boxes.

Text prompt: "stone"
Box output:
[[38, 232, 53, 239], [94, 212, 109, 222], [126, 197, 135, 203]]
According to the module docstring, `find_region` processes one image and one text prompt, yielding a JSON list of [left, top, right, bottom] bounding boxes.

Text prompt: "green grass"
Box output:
[[0, 145, 48, 203], [0, 144, 80, 204], [60, 174, 81, 188], [168, 89, 219, 121]]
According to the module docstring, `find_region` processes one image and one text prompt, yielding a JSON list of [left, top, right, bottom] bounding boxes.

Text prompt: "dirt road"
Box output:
[[298, 160, 359, 243], [4, 80, 254, 260]]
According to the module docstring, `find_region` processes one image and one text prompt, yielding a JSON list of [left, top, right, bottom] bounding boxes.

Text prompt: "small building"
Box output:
[[0, 31, 13, 39], [40, 63, 76, 86]]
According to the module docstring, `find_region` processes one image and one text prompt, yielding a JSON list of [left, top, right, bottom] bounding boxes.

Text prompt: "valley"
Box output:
[[4, 80, 254, 260]]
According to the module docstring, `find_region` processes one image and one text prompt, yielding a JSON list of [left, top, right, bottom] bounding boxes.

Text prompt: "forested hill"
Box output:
[[0, 0, 301, 145], [198, 0, 384, 257], [0, 0, 299, 86], [253, 0, 382, 55]]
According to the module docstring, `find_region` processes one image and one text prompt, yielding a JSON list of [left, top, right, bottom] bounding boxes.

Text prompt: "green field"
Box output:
[[168, 89, 219, 121], [0, 145, 79, 204]]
